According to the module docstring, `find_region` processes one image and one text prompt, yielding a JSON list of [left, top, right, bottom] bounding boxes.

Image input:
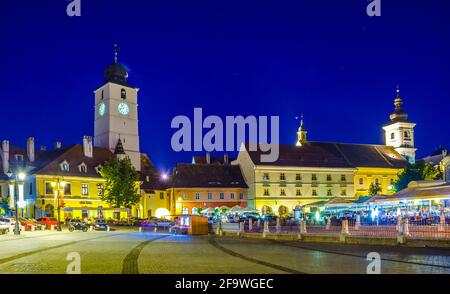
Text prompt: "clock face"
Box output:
[[98, 103, 106, 116], [118, 102, 130, 116]]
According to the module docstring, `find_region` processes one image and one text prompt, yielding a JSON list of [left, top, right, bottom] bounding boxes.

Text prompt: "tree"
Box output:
[[394, 162, 442, 192], [99, 157, 141, 209], [368, 182, 382, 196]]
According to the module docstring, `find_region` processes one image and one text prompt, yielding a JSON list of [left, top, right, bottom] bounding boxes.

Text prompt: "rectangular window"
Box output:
[[312, 189, 317, 196], [97, 184, 104, 196], [359, 178, 364, 185], [280, 189, 286, 196], [29, 183, 33, 195], [45, 182, 54, 195], [220, 193, 225, 200], [296, 174, 302, 181], [160, 192, 164, 199], [195, 192, 200, 200], [341, 175, 346, 182], [81, 184, 89, 196], [312, 174, 317, 181], [327, 189, 332, 196], [263, 189, 270, 196], [341, 189, 347, 196], [296, 189, 301, 196], [239, 193, 244, 200], [263, 173, 270, 181], [280, 173, 286, 181], [230, 193, 235, 200], [64, 183, 71, 195], [327, 175, 332, 181], [208, 192, 212, 200]]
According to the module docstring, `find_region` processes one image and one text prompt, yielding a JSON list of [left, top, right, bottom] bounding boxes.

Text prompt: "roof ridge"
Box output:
[[333, 143, 353, 166], [373, 145, 394, 167]]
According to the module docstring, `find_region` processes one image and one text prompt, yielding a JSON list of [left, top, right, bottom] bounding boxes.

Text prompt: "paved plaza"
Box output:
[[0, 230, 448, 274]]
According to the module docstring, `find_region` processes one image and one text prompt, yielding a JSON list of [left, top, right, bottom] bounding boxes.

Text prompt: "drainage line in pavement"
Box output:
[[208, 237, 306, 274], [121, 235, 170, 274], [269, 240, 450, 269]]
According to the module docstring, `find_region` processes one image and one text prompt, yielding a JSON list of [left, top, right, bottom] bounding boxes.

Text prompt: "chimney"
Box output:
[[27, 137, 35, 163], [55, 141, 62, 150], [206, 152, 211, 164], [1, 140, 9, 174], [224, 153, 229, 165], [40, 145, 46, 152], [83, 136, 93, 158]]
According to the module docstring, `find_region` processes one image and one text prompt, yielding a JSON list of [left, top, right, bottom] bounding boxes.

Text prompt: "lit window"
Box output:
[[45, 182, 54, 195], [60, 161, 70, 172], [192, 207, 198, 214], [97, 184, 104, 196], [263, 173, 270, 181], [208, 192, 212, 200], [81, 184, 89, 196], [78, 163, 87, 173], [182, 207, 188, 215]]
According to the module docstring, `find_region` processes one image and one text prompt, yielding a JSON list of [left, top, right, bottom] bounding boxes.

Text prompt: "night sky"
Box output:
[[1, 0, 449, 172]]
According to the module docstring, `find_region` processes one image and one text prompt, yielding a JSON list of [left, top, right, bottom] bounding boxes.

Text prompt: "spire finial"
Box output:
[[396, 84, 401, 97], [114, 44, 119, 63]]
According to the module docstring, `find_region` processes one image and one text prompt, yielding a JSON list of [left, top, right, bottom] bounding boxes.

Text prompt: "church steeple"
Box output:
[[103, 44, 129, 87], [296, 115, 308, 147], [382, 86, 417, 164]]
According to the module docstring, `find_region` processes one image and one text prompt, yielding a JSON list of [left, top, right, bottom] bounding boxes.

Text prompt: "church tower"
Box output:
[[296, 115, 308, 147], [94, 46, 141, 170], [382, 87, 417, 164]]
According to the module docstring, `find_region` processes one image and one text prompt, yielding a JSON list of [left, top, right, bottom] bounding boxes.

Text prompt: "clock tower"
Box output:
[[94, 46, 141, 170], [382, 87, 417, 164]]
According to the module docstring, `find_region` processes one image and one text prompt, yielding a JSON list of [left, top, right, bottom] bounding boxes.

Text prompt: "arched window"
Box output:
[[182, 207, 189, 215], [391, 133, 395, 140], [404, 131, 410, 139], [359, 178, 364, 185], [121, 88, 126, 100], [192, 207, 198, 214]]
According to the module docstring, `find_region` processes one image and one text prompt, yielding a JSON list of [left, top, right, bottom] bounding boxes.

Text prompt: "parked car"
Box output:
[[169, 225, 188, 235], [0, 218, 20, 233], [93, 219, 109, 231], [37, 217, 58, 229]]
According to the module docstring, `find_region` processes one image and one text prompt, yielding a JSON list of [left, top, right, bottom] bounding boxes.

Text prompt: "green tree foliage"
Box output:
[[395, 162, 442, 192], [99, 157, 141, 208], [368, 182, 382, 196]]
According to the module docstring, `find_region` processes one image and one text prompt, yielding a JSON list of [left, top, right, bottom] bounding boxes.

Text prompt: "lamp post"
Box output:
[[51, 177, 66, 232], [6, 169, 26, 235]]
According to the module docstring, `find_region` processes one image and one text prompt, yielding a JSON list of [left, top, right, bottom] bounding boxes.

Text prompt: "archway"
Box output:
[[155, 208, 170, 220]]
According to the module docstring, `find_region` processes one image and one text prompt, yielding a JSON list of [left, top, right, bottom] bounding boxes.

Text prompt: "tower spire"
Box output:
[[390, 85, 408, 122], [296, 114, 307, 146]]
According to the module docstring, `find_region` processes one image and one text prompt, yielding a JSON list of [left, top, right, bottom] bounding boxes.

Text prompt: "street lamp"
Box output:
[[51, 178, 66, 232], [6, 169, 26, 235]]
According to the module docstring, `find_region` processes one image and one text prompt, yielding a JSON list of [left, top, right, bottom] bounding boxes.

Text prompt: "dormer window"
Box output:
[[95, 165, 102, 174], [78, 162, 88, 173], [60, 161, 70, 172], [15, 154, 24, 161], [121, 88, 126, 100]]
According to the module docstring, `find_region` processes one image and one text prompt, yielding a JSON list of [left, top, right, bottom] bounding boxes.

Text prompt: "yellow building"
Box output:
[[235, 115, 407, 215]]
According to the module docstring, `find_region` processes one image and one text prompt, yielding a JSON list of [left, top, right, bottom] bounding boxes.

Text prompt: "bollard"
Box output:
[[340, 220, 349, 242], [396, 216, 402, 232], [262, 221, 269, 238], [276, 218, 281, 234], [438, 213, 445, 233], [31, 225, 35, 232], [153, 226, 158, 233], [403, 219, 410, 237], [216, 222, 223, 236], [239, 222, 245, 237], [248, 218, 253, 231], [355, 215, 361, 231], [107, 225, 110, 232], [90, 225, 94, 232], [397, 219, 406, 244], [139, 227, 142, 233], [51, 225, 56, 231], [300, 220, 307, 234], [325, 218, 331, 230]]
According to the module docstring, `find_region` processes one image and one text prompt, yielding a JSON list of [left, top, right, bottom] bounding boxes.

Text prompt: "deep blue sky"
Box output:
[[1, 0, 449, 172]]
